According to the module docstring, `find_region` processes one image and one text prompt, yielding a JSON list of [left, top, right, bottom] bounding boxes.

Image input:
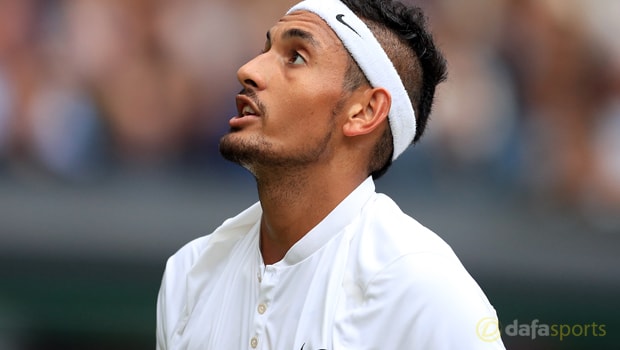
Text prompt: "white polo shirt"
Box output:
[[157, 178, 505, 349]]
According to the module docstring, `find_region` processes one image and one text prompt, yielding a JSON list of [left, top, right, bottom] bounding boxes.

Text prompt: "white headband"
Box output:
[[287, 0, 416, 161]]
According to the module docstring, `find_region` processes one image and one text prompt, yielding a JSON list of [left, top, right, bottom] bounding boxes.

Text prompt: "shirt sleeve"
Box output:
[[339, 252, 505, 350]]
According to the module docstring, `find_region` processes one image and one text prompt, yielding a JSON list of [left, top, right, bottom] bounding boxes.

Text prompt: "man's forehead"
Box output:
[[268, 10, 342, 48]]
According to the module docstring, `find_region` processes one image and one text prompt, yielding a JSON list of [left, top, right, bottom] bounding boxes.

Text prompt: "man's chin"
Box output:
[[219, 133, 260, 167], [219, 134, 242, 163]]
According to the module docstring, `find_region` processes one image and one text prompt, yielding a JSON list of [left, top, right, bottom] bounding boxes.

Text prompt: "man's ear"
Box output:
[[342, 87, 391, 137]]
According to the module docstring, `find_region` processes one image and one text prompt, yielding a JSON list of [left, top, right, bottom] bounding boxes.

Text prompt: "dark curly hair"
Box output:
[[339, 0, 447, 179]]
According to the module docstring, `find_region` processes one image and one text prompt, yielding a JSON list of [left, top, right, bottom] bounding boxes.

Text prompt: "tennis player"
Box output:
[[157, 0, 505, 349]]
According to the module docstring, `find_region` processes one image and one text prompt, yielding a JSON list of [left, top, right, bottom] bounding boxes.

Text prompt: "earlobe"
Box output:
[[342, 87, 391, 137]]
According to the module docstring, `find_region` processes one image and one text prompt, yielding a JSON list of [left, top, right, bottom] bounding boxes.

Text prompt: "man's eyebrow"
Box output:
[[266, 28, 320, 48], [283, 28, 319, 47]]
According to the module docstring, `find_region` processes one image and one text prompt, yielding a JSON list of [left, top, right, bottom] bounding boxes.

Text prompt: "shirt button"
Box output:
[[250, 337, 258, 348], [257, 303, 267, 314]]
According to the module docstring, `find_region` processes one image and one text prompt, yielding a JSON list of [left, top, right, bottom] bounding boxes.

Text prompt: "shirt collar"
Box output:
[[276, 177, 376, 267]]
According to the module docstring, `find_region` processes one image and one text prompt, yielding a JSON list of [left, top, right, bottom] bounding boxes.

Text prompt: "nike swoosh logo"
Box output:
[[300, 343, 327, 350], [336, 14, 360, 37]]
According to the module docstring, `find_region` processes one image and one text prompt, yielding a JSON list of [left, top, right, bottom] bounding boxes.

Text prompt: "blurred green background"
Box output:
[[1, 0, 619, 349]]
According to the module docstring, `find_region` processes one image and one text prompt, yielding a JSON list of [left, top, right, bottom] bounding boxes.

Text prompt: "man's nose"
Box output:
[[237, 54, 268, 91]]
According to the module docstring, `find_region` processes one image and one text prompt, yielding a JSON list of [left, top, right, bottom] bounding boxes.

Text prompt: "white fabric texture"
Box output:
[[287, 0, 416, 161], [156, 178, 505, 349]]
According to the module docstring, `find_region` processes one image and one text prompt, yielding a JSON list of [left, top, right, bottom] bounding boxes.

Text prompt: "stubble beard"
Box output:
[[219, 92, 345, 177], [219, 126, 334, 177]]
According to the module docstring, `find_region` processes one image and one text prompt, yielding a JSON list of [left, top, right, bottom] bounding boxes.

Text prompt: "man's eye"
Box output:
[[290, 52, 305, 65]]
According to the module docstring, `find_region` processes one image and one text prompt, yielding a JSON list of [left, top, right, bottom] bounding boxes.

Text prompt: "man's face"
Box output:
[[219, 11, 351, 174]]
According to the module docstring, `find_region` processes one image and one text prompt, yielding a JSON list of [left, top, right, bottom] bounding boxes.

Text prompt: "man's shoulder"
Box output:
[[350, 193, 466, 287], [359, 193, 455, 256], [164, 201, 263, 275], [347, 194, 500, 343], [341, 195, 503, 349], [165, 234, 214, 272]]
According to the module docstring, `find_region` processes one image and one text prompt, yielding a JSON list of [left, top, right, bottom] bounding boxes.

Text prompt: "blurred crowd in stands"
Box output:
[[0, 0, 618, 224]]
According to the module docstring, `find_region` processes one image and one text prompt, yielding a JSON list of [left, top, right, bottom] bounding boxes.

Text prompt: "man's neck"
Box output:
[[256, 168, 366, 265]]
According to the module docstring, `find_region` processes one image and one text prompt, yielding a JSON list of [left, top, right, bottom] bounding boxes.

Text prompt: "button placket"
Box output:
[[251, 265, 278, 350]]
